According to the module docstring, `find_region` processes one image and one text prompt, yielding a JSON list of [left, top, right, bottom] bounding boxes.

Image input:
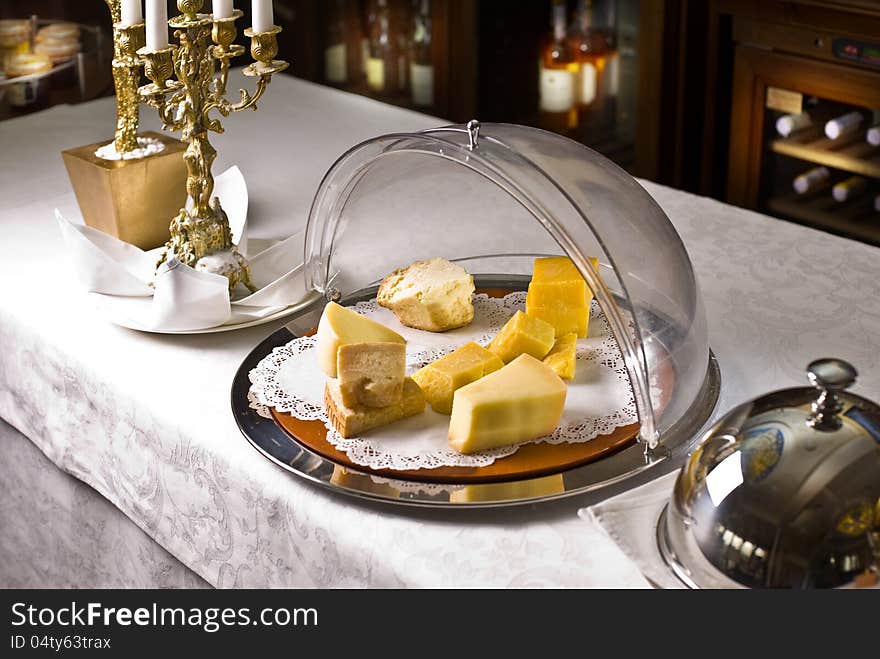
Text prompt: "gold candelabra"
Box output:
[[137, 0, 288, 291], [104, 0, 144, 154]]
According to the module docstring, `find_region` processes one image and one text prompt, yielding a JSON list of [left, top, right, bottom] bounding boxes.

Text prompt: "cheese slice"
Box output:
[[487, 310, 555, 364], [316, 301, 405, 377], [324, 377, 425, 439], [448, 354, 567, 454], [337, 342, 406, 408], [543, 333, 577, 379], [377, 257, 475, 332], [412, 341, 504, 414]]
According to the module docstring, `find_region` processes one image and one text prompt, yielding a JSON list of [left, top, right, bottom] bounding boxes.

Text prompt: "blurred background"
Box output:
[[1, 0, 879, 245]]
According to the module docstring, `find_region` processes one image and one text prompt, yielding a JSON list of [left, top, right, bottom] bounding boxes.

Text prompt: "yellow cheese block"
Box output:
[[526, 256, 598, 337], [449, 474, 565, 503], [337, 342, 406, 408], [448, 354, 567, 454], [316, 301, 405, 377], [526, 280, 586, 309], [525, 302, 590, 338], [527, 256, 590, 308], [411, 341, 504, 414], [377, 257, 475, 332], [543, 333, 577, 379], [324, 377, 425, 438], [531, 256, 599, 290], [487, 311, 555, 364]]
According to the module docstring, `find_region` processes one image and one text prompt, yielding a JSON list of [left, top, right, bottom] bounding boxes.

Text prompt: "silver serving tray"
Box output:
[[230, 276, 721, 508]]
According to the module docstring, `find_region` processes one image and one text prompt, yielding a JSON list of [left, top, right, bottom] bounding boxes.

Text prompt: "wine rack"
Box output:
[[770, 132, 880, 181], [727, 40, 880, 246]]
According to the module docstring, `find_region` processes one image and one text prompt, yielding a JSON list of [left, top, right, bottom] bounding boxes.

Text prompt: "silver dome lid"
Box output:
[[659, 359, 880, 589]]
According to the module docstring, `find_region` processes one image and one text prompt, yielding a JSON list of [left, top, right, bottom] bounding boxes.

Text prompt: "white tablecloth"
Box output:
[[2, 73, 878, 588], [0, 419, 207, 588]]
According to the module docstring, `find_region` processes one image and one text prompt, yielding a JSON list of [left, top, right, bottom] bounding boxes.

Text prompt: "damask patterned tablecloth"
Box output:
[[1, 73, 879, 588]]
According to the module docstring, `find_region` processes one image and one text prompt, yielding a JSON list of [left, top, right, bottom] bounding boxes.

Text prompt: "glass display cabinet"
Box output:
[[277, 0, 680, 177]]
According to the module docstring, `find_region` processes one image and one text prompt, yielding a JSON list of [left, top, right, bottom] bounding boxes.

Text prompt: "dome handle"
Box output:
[[466, 119, 481, 150], [806, 358, 857, 431]]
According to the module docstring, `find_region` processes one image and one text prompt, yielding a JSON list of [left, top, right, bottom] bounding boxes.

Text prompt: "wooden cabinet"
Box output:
[[714, 2, 880, 244]]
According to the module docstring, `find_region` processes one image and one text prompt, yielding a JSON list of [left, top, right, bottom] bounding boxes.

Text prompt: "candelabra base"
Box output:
[[194, 246, 254, 294], [61, 131, 187, 250], [159, 204, 255, 294]]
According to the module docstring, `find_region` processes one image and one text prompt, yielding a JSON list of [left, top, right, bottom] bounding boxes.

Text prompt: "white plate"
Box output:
[[89, 290, 322, 335]]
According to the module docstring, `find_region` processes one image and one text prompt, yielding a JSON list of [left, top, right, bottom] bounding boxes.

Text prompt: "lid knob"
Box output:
[[466, 119, 481, 150], [806, 358, 857, 431]]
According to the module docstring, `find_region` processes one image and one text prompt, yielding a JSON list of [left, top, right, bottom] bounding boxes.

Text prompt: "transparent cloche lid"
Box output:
[[303, 121, 717, 457], [659, 359, 880, 589]]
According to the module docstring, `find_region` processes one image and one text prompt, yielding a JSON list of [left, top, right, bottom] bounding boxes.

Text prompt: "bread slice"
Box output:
[[324, 377, 425, 438], [377, 257, 475, 332], [337, 342, 406, 408]]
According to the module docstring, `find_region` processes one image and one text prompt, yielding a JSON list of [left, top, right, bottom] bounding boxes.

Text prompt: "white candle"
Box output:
[[146, 0, 169, 51], [213, 1, 234, 19], [121, 0, 143, 27], [252, 0, 273, 33]]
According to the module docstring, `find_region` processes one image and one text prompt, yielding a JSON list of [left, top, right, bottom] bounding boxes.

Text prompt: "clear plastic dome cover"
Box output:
[[304, 122, 715, 451]]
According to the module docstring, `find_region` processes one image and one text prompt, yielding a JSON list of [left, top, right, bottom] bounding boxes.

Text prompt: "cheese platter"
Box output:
[[231, 121, 721, 507]]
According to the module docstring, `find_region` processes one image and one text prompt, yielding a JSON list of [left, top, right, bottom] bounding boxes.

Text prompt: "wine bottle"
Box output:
[[832, 175, 868, 203], [793, 166, 830, 195], [324, 0, 348, 85], [409, 0, 432, 107], [569, 0, 608, 109], [361, 0, 374, 79], [825, 111, 864, 140], [539, 0, 577, 132], [393, 0, 410, 94], [366, 0, 398, 95], [776, 112, 812, 138]]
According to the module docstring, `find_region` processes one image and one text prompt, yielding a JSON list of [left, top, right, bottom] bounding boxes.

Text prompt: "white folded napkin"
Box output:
[[578, 471, 686, 589], [57, 166, 310, 332]]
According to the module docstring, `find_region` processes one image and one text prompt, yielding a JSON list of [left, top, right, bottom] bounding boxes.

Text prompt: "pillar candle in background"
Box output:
[[120, 0, 143, 26], [214, 1, 234, 19], [146, 0, 169, 50], [252, 0, 273, 33]]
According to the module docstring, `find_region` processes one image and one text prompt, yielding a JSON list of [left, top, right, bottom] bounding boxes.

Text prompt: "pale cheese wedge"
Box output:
[[337, 342, 406, 408], [448, 354, 566, 454], [316, 301, 405, 378]]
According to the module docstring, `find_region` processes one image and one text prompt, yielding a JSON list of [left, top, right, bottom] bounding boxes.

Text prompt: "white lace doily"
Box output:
[[249, 292, 638, 471]]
